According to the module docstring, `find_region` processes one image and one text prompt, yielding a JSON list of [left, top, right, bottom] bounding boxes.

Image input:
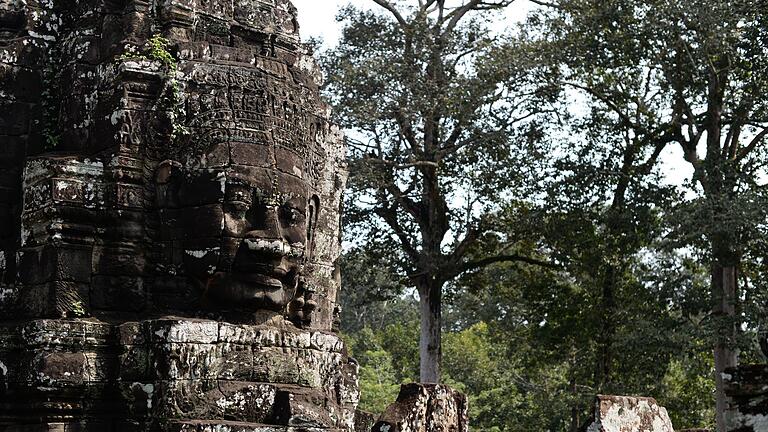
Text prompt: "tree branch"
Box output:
[[735, 127, 768, 162], [455, 253, 560, 277], [371, 0, 407, 27], [375, 205, 420, 262], [445, 0, 515, 34]]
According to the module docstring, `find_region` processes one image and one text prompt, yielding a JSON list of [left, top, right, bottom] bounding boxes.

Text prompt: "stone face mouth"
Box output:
[[230, 241, 302, 295], [234, 271, 284, 289], [243, 238, 306, 259], [209, 264, 299, 308]]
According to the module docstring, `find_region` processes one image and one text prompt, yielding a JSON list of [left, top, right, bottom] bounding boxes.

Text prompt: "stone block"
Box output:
[[582, 395, 675, 432], [273, 386, 334, 427], [354, 410, 376, 432], [90, 275, 145, 312], [0, 0, 352, 428], [372, 383, 468, 432], [724, 365, 768, 432]]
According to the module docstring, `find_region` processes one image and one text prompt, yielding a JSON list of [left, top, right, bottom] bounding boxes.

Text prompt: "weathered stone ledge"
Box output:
[[0, 318, 344, 352]]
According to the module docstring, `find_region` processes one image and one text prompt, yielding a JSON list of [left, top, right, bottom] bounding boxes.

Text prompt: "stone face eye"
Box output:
[[224, 200, 249, 217], [281, 205, 305, 227], [246, 200, 269, 229]]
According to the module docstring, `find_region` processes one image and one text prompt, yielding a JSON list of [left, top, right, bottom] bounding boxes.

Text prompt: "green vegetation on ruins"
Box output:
[[120, 34, 189, 141]]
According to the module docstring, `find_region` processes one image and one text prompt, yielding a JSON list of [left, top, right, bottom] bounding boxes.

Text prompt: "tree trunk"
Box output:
[[418, 277, 443, 383], [569, 375, 580, 432], [713, 264, 738, 432], [595, 263, 617, 392]]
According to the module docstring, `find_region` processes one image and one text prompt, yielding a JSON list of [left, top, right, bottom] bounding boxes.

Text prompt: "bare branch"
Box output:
[[375, 205, 420, 262], [445, 0, 515, 34], [453, 253, 560, 278], [527, 0, 563, 8], [563, 81, 636, 129], [736, 127, 768, 162], [367, 157, 441, 169], [371, 0, 408, 27]]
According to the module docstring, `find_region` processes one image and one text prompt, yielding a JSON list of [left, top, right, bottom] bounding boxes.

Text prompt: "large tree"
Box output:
[[525, 0, 768, 428], [322, 0, 557, 382]]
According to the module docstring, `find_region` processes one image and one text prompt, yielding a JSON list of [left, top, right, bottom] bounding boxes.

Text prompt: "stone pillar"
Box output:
[[723, 365, 768, 432], [371, 383, 468, 432]]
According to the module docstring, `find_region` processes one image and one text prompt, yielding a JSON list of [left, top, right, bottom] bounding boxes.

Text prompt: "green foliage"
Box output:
[[518, 1, 768, 425], [68, 299, 87, 318], [120, 35, 189, 141], [660, 353, 716, 429], [43, 131, 60, 150], [119, 34, 176, 72], [345, 325, 417, 414], [143, 35, 177, 72], [341, 240, 717, 429], [339, 248, 416, 333], [357, 348, 401, 414], [333, 0, 768, 429]]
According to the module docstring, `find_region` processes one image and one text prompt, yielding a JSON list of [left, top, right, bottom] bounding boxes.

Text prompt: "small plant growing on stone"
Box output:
[[68, 299, 86, 318], [43, 131, 60, 149], [119, 35, 189, 142]]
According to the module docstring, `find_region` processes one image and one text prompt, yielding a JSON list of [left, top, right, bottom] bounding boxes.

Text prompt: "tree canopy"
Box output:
[[323, 0, 768, 430]]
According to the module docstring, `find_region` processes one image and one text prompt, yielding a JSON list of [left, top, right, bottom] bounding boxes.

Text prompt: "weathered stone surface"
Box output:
[[371, 383, 468, 432], [583, 395, 675, 432], [724, 365, 768, 432], [354, 410, 376, 432], [0, 0, 357, 430], [0, 319, 359, 430]]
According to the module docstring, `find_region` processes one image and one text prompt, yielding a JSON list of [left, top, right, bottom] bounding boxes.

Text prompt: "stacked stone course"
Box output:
[[0, 0, 357, 430], [724, 365, 768, 432]]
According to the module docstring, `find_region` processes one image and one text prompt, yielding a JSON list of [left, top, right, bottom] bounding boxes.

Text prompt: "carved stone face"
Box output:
[[157, 143, 319, 312], [0, 0, 345, 328]]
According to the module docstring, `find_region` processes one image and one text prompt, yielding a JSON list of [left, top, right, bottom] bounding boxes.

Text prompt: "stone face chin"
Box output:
[[0, 0, 353, 430]]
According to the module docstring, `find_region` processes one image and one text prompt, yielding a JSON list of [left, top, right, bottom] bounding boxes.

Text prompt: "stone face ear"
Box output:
[[307, 194, 321, 259]]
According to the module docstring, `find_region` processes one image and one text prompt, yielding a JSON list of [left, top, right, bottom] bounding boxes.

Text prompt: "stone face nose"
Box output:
[[247, 204, 281, 237], [244, 205, 291, 257]]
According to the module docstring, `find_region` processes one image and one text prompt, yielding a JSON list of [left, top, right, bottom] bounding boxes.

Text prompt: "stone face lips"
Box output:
[[584, 395, 675, 432], [372, 383, 469, 432]]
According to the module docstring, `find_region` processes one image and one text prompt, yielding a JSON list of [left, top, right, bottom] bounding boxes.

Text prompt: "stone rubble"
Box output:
[[583, 395, 675, 432], [371, 384, 468, 432]]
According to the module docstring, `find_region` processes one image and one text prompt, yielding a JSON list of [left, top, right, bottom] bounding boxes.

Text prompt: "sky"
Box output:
[[290, 0, 695, 186], [292, 0, 535, 48]]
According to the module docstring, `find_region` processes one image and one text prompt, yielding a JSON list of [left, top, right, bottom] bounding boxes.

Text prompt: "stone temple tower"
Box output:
[[0, 0, 357, 430]]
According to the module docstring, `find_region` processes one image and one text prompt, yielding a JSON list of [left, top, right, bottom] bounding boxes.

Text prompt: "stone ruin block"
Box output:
[[583, 395, 675, 432], [0, 318, 359, 431], [371, 383, 469, 432], [724, 365, 768, 432]]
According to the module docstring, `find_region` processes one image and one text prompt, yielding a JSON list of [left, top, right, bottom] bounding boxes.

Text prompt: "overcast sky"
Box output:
[[292, 0, 535, 48]]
